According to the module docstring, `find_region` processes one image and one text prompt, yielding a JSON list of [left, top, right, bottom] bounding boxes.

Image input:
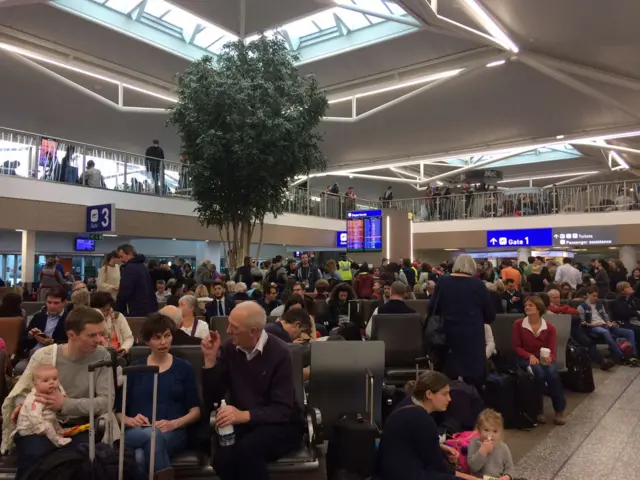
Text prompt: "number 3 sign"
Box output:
[[86, 204, 116, 233]]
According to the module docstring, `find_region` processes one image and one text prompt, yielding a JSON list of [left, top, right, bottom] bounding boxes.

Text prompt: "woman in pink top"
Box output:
[[512, 295, 566, 425]]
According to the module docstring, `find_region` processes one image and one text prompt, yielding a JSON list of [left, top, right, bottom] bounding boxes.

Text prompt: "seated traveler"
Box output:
[[258, 285, 280, 315], [546, 289, 613, 371], [0, 291, 25, 317], [14, 288, 69, 376], [376, 371, 474, 480], [327, 283, 359, 330], [467, 409, 515, 480], [366, 281, 416, 337], [501, 279, 524, 313], [512, 296, 567, 425], [2, 307, 112, 478], [265, 308, 313, 344], [205, 281, 234, 320], [313, 279, 330, 301], [577, 287, 639, 366], [201, 301, 303, 480], [610, 281, 640, 341], [90, 291, 134, 356], [156, 280, 171, 303], [159, 307, 202, 346], [232, 283, 250, 304], [116, 314, 201, 479], [178, 295, 209, 339], [485, 282, 505, 314]]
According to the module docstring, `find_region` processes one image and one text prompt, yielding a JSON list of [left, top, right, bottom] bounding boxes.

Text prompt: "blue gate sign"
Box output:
[[336, 231, 348, 248], [86, 204, 116, 233], [486, 228, 553, 248]]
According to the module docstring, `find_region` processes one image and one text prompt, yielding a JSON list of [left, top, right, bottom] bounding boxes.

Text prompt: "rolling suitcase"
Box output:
[[482, 369, 538, 430], [562, 339, 595, 393], [118, 365, 160, 480], [326, 369, 379, 480]]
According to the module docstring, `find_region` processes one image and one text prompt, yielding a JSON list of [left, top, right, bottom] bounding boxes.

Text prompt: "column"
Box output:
[[517, 247, 531, 264], [619, 245, 637, 274], [195, 241, 222, 268], [21, 230, 36, 284]]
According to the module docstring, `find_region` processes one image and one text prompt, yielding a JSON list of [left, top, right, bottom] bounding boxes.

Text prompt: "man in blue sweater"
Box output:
[[202, 301, 302, 479]]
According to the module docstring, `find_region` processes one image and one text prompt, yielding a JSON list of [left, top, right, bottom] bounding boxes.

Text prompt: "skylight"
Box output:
[[56, 0, 417, 62]]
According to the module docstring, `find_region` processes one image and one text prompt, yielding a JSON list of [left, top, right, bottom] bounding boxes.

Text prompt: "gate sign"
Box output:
[[86, 204, 116, 233], [486, 228, 553, 248], [336, 231, 348, 248]]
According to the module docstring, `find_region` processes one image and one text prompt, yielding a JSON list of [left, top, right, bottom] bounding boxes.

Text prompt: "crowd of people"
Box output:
[[1, 244, 640, 479]]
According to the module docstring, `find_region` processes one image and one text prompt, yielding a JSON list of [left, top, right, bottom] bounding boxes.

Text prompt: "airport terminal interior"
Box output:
[[3, 0, 640, 479]]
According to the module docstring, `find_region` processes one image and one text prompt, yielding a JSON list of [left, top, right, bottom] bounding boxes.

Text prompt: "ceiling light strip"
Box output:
[[497, 171, 601, 184], [461, 0, 519, 52]]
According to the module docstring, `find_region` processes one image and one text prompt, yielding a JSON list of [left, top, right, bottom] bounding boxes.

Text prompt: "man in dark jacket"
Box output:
[[14, 287, 69, 374], [145, 139, 164, 194], [502, 279, 524, 313], [611, 281, 640, 342], [205, 281, 235, 319], [115, 244, 158, 316], [234, 256, 254, 284], [366, 281, 416, 337], [295, 253, 322, 293]]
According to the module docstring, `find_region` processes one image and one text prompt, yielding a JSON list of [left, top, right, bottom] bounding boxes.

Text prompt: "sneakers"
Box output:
[[623, 358, 640, 367], [536, 414, 547, 424], [600, 359, 615, 371]]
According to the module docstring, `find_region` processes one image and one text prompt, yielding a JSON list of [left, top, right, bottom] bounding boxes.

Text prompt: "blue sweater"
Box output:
[[201, 334, 301, 425], [116, 356, 200, 421], [376, 397, 456, 480]]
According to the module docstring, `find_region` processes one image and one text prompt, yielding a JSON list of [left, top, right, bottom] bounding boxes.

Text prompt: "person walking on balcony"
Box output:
[[145, 139, 164, 195], [380, 186, 393, 208]]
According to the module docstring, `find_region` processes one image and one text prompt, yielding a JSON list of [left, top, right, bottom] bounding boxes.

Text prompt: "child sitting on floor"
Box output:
[[467, 409, 515, 480], [13, 364, 70, 447]]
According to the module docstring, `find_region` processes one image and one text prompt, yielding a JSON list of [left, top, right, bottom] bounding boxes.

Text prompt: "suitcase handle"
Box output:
[[123, 365, 160, 375], [365, 368, 374, 424], [88, 359, 114, 372]]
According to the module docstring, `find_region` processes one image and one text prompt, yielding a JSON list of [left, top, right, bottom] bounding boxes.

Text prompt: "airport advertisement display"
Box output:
[[486, 226, 618, 248], [346, 210, 383, 252]]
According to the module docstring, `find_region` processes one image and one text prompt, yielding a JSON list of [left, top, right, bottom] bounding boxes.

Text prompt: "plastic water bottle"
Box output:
[[217, 400, 236, 446]]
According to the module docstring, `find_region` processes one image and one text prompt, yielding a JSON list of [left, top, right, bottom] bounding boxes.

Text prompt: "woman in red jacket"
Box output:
[[512, 295, 567, 425]]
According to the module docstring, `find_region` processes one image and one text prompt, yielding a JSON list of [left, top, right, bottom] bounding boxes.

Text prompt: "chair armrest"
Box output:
[[415, 356, 432, 369], [306, 406, 323, 447]]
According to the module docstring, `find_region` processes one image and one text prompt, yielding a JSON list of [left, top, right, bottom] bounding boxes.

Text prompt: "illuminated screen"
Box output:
[[346, 210, 382, 253]]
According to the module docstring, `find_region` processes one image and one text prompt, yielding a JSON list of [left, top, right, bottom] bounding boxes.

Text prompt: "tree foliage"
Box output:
[[168, 35, 328, 268]]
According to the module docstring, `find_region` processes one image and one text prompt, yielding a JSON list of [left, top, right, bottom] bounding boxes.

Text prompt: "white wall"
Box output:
[[0, 175, 346, 232]]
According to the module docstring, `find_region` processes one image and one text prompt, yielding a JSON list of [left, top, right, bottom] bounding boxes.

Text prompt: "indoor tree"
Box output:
[[168, 35, 328, 271]]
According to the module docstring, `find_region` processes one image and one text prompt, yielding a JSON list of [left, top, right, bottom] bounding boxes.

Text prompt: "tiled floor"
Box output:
[[515, 366, 640, 479]]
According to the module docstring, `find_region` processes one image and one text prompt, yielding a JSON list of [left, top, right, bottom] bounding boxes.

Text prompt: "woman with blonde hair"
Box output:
[[194, 284, 212, 311], [97, 251, 120, 299]]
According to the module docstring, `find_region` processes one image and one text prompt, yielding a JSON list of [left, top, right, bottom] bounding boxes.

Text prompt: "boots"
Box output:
[[154, 467, 175, 480]]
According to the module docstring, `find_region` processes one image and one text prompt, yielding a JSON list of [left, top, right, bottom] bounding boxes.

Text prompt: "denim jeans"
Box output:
[[124, 427, 187, 475], [591, 326, 637, 358], [570, 317, 604, 365], [517, 358, 567, 413]]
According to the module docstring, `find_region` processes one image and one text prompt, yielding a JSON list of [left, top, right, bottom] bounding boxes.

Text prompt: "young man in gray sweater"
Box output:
[[12, 306, 112, 478]]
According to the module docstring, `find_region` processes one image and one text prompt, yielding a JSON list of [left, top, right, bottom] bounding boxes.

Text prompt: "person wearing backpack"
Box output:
[[265, 256, 288, 292], [295, 253, 322, 293], [353, 263, 375, 299], [401, 258, 417, 288]]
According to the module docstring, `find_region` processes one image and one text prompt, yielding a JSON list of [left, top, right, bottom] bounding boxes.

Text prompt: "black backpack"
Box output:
[[24, 443, 138, 480], [402, 267, 416, 287]]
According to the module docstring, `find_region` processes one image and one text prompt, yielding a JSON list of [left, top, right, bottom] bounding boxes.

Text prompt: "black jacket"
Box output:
[[205, 297, 235, 319], [150, 267, 173, 288], [18, 308, 68, 358], [115, 254, 158, 316], [611, 296, 640, 323], [502, 290, 524, 313]]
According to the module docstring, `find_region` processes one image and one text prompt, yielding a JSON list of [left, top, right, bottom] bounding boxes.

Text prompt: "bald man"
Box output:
[[201, 301, 302, 480], [159, 305, 201, 346]]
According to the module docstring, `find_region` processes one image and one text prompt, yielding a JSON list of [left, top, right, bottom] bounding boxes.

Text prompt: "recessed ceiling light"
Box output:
[[444, 248, 459, 251], [556, 135, 564, 139], [486, 60, 506, 68], [172, 238, 177, 241]]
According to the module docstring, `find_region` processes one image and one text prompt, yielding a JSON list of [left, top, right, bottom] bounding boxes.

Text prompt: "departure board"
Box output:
[[346, 210, 383, 252]]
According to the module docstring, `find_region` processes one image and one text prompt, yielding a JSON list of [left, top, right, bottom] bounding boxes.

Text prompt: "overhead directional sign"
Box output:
[[487, 228, 553, 248], [552, 226, 617, 247]]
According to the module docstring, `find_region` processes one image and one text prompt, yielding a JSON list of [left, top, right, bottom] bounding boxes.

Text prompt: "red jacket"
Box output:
[[547, 303, 578, 316], [512, 318, 557, 361]]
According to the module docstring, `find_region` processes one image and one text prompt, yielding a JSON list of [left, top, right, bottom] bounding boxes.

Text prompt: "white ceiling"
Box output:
[[1, 0, 640, 191]]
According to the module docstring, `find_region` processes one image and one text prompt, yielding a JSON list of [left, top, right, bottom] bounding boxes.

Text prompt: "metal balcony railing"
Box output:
[[388, 182, 640, 222], [0, 126, 380, 220]]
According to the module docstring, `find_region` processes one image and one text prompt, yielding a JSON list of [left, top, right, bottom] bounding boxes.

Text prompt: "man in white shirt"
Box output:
[[554, 258, 582, 290], [78, 160, 104, 188]]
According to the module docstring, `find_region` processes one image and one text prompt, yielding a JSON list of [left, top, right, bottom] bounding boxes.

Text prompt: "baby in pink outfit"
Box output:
[[14, 364, 70, 447]]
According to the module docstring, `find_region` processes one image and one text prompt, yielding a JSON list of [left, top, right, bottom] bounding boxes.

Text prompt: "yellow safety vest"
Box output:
[[339, 260, 352, 281]]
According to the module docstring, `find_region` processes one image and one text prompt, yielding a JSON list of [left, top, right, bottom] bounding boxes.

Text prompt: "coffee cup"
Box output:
[[540, 347, 551, 360]]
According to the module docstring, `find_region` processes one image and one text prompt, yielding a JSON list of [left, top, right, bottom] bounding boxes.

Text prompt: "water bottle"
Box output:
[[217, 400, 236, 446]]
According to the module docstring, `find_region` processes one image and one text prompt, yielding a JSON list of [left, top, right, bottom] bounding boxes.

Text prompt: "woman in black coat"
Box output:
[[428, 254, 495, 384]]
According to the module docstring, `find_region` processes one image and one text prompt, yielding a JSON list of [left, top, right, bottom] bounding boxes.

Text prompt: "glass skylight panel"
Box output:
[[333, 8, 375, 30], [143, 0, 171, 19], [100, 0, 137, 14]]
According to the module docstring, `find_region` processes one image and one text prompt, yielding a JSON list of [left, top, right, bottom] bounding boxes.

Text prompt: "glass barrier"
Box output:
[[390, 182, 640, 222], [0, 126, 380, 219]]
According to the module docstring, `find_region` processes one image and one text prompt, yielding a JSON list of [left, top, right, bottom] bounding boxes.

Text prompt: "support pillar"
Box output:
[[196, 241, 222, 269], [21, 230, 36, 284], [619, 245, 637, 274], [517, 247, 531, 265]]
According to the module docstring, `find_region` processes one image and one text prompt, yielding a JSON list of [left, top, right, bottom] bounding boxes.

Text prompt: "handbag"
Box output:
[[425, 291, 446, 348]]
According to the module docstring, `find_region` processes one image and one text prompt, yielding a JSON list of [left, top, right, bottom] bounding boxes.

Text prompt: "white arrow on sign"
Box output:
[[490, 238, 497, 245], [554, 234, 559, 238]]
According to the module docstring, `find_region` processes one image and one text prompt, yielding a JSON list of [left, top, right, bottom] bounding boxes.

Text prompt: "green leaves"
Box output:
[[168, 35, 328, 236]]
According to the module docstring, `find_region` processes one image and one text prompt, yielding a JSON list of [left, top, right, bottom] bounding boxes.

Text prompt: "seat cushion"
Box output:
[[271, 442, 315, 465], [171, 449, 207, 468], [385, 367, 428, 379]]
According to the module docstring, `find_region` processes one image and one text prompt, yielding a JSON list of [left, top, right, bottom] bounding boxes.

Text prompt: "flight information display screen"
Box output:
[[346, 210, 383, 252]]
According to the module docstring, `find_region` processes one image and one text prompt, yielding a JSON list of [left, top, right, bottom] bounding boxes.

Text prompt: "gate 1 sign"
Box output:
[[486, 228, 553, 248], [86, 204, 116, 233]]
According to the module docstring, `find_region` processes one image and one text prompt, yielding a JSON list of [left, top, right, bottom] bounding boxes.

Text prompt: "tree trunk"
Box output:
[[254, 220, 265, 261]]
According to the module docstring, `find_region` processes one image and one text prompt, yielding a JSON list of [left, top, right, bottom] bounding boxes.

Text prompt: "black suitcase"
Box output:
[[326, 369, 380, 480], [562, 340, 595, 393], [482, 369, 538, 430]]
